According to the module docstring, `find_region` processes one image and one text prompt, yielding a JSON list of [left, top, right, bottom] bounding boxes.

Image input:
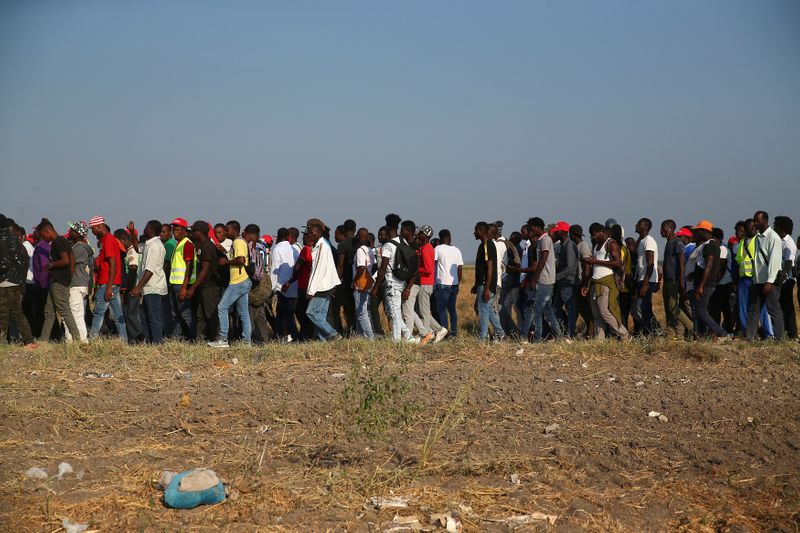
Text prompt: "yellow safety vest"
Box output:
[[170, 237, 197, 285], [735, 237, 755, 278]]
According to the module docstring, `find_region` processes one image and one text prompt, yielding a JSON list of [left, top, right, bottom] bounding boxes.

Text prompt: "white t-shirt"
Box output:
[[23, 240, 35, 284], [783, 235, 797, 280], [434, 244, 464, 286], [353, 245, 376, 281], [685, 246, 701, 292], [219, 238, 233, 254], [719, 244, 733, 285], [636, 235, 659, 283], [139, 237, 168, 296]]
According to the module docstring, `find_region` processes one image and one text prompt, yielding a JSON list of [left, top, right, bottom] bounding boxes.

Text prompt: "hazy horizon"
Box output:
[[1, 0, 798, 252]]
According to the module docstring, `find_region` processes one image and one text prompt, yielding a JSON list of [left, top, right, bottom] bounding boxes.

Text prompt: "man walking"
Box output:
[[168, 217, 197, 340], [526, 218, 564, 342], [305, 221, 342, 341], [209, 220, 252, 347], [692, 221, 730, 340], [186, 221, 221, 341], [416, 225, 447, 342], [129, 220, 167, 343], [735, 219, 773, 338], [633, 218, 659, 335], [64, 221, 92, 343], [372, 214, 417, 343], [774, 216, 797, 339], [745, 211, 784, 340], [552, 221, 578, 337], [582, 223, 629, 339], [271, 227, 300, 343], [88, 216, 128, 341], [0, 215, 37, 348], [433, 229, 463, 338], [660, 219, 693, 335], [472, 221, 504, 341]]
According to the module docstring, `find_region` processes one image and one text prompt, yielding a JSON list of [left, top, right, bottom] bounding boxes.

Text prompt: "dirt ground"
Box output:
[[1, 335, 798, 532]]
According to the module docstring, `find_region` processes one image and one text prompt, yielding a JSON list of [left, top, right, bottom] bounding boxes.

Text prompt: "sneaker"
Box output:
[[419, 332, 434, 346], [406, 336, 420, 344], [433, 328, 448, 343], [327, 333, 343, 342], [493, 334, 506, 344], [563, 337, 574, 345], [23, 342, 39, 349], [207, 339, 229, 348], [281, 335, 294, 344]]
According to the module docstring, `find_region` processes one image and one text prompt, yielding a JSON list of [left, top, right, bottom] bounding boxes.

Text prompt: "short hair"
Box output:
[[774, 215, 794, 235], [475, 221, 489, 231], [343, 219, 356, 232], [639, 218, 652, 231], [438, 229, 451, 240], [589, 222, 605, 234], [214, 223, 226, 230], [244, 223, 260, 235], [735, 220, 745, 229], [610, 224, 623, 243], [569, 224, 583, 237], [527, 217, 544, 229], [15, 225, 25, 235], [744, 218, 754, 227], [401, 220, 416, 232], [385, 213, 401, 229], [509, 231, 521, 240], [378, 225, 387, 234], [754, 211, 768, 222], [288, 227, 299, 240], [661, 219, 676, 231], [147, 220, 163, 235], [114, 228, 129, 241], [36, 218, 53, 232], [226, 220, 241, 233], [712, 227, 724, 240], [162, 223, 172, 230], [276, 227, 290, 240], [334, 224, 346, 235]]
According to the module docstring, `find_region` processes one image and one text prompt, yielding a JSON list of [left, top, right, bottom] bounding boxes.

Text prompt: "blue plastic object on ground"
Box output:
[[163, 469, 225, 509]]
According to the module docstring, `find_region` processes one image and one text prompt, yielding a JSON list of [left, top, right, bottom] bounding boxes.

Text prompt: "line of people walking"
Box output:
[[0, 210, 797, 348]]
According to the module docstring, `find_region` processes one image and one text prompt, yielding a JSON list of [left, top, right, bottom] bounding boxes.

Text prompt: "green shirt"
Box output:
[[164, 237, 177, 262]]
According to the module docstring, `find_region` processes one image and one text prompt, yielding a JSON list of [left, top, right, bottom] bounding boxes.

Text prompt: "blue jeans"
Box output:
[[353, 290, 374, 339], [307, 292, 338, 340], [89, 284, 128, 341], [385, 279, 412, 341], [475, 284, 504, 340], [434, 284, 459, 335], [633, 281, 658, 334], [218, 279, 252, 343], [554, 280, 576, 337], [737, 277, 773, 337], [143, 293, 164, 343], [532, 283, 563, 341], [170, 285, 196, 340]]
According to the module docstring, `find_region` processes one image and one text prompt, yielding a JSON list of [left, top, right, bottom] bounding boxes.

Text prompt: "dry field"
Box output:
[[1, 269, 799, 532]]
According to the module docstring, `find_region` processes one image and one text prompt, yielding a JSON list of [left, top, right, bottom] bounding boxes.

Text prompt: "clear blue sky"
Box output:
[[1, 0, 798, 250]]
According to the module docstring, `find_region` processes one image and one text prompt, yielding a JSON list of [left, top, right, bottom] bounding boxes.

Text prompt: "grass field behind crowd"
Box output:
[[1, 268, 799, 532]]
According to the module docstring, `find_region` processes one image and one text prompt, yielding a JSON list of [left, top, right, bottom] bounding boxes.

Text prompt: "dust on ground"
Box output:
[[1, 338, 798, 532]]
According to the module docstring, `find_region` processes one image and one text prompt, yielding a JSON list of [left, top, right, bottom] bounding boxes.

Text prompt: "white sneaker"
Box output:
[[406, 336, 420, 344], [434, 328, 448, 343], [207, 339, 229, 348]]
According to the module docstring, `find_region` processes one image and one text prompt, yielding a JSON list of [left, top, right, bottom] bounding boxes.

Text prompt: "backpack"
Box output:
[[392, 238, 419, 282]]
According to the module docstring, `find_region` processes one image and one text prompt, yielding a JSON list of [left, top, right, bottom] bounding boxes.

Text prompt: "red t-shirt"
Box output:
[[418, 242, 435, 285], [298, 245, 312, 290], [97, 233, 123, 286], [182, 240, 195, 261]]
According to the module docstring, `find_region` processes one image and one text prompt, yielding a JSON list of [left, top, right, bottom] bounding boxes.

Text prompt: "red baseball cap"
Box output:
[[675, 228, 693, 238], [171, 217, 188, 228], [554, 221, 570, 233], [262, 235, 273, 245], [728, 236, 738, 246]]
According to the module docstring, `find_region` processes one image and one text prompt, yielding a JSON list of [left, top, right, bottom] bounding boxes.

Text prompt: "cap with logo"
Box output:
[[171, 217, 189, 229]]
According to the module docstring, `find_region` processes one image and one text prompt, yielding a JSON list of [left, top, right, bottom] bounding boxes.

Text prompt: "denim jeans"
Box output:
[[737, 277, 773, 337], [475, 284, 504, 340], [632, 281, 658, 334], [218, 278, 252, 343], [307, 292, 338, 340], [143, 293, 163, 343], [124, 295, 146, 344], [385, 278, 411, 341], [170, 285, 196, 340], [89, 284, 128, 342], [531, 283, 563, 341], [694, 285, 727, 337], [353, 290, 375, 339], [434, 284, 459, 335], [554, 280, 576, 337]]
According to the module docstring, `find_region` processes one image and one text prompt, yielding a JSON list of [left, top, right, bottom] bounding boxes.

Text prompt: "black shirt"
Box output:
[[337, 237, 357, 286], [49, 236, 73, 286], [695, 240, 720, 288], [197, 240, 222, 287], [475, 239, 498, 293]]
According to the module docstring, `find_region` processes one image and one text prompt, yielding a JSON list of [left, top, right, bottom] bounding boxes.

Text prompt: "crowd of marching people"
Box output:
[[0, 210, 797, 348]]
